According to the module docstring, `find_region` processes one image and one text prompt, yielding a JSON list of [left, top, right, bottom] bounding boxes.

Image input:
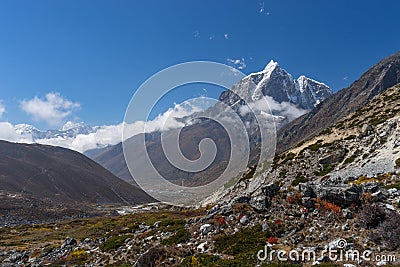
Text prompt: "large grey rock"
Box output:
[[250, 183, 281, 211], [199, 224, 214, 235], [319, 148, 348, 164], [360, 124, 373, 136], [61, 237, 77, 249], [301, 183, 362, 207]]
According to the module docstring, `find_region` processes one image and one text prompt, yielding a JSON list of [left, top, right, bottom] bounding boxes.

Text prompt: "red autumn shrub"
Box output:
[[267, 237, 278, 244]]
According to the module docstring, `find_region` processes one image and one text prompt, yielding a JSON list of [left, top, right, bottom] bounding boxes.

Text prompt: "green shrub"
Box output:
[[312, 264, 341, 267], [281, 152, 296, 164], [315, 164, 335, 176], [386, 182, 400, 191], [395, 158, 400, 168], [307, 140, 333, 151], [296, 140, 306, 147], [159, 219, 185, 228], [181, 254, 220, 267], [344, 155, 356, 164], [214, 225, 269, 256], [320, 127, 333, 135], [240, 165, 257, 181], [291, 173, 308, 186], [344, 135, 356, 140], [161, 228, 190, 245], [100, 235, 127, 251], [181, 255, 302, 267]]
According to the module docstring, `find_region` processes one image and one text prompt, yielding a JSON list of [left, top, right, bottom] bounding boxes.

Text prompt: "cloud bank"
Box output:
[[0, 101, 204, 153], [20, 92, 80, 127], [0, 92, 306, 153], [239, 95, 308, 122]]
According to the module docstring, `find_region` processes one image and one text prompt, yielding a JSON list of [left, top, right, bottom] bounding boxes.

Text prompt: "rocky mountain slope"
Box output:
[[277, 51, 400, 153], [206, 80, 400, 207], [0, 141, 153, 225]]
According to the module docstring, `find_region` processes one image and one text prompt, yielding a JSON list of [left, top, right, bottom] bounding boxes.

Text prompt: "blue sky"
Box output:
[[0, 0, 399, 129]]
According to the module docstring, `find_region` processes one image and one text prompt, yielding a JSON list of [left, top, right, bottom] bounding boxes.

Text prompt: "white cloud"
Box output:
[[0, 122, 19, 142], [1, 100, 205, 153], [227, 58, 247, 70], [123, 100, 204, 141], [259, 2, 271, 15], [239, 96, 308, 122], [192, 30, 200, 38], [224, 33, 229, 40], [0, 100, 5, 118], [0, 122, 33, 143], [259, 2, 265, 13], [20, 92, 80, 127]]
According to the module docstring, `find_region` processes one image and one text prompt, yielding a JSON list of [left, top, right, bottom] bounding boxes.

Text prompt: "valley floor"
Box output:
[[1, 171, 400, 267]]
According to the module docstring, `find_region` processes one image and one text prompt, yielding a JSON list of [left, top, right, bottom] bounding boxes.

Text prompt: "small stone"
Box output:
[[197, 241, 207, 252], [262, 222, 270, 232], [385, 204, 396, 211], [376, 260, 387, 266], [342, 208, 353, 219], [240, 215, 248, 225], [200, 224, 213, 235], [83, 238, 92, 244]]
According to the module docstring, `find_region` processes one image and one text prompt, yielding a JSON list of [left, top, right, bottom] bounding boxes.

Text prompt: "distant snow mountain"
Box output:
[[220, 60, 333, 111], [14, 121, 94, 141]]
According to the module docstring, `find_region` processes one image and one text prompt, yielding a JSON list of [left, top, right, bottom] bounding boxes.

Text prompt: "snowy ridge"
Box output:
[[242, 60, 332, 110], [15, 121, 94, 141]]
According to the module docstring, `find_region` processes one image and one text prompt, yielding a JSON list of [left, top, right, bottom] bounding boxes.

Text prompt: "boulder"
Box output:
[[250, 183, 281, 211], [61, 238, 77, 249], [360, 124, 373, 136], [319, 148, 348, 164], [199, 224, 213, 235], [239, 215, 248, 225], [301, 183, 361, 207]]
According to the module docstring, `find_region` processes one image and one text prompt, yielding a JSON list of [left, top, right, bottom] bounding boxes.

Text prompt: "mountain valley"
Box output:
[[1, 53, 400, 266]]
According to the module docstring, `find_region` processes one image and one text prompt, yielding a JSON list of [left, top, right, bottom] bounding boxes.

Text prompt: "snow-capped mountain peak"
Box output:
[[13, 122, 94, 142], [61, 121, 80, 131], [218, 60, 333, 127], [295, 75, 333, 108], [14, 124, 39, 135], [60, 121, 93, 134], [263, 60, 279, 73], [226, 60, 332, 111]]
